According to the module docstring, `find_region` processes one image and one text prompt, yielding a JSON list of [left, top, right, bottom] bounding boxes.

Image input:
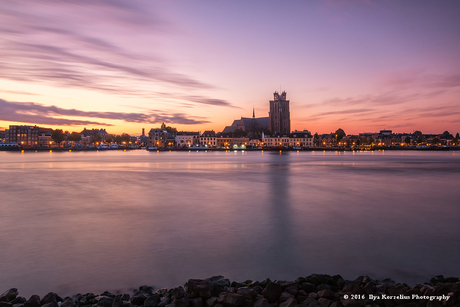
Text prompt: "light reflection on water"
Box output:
[[0, 150, 459, 297]]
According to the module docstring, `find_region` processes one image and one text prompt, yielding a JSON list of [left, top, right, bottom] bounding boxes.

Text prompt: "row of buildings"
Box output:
[[1, 91, 458, 149]]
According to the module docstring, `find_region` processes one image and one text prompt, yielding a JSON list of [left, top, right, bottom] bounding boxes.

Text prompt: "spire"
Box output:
[[253, 107, 255, 118]]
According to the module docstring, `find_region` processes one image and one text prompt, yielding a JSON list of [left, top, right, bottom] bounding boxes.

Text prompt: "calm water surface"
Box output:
[[0, 150, 459, 297]]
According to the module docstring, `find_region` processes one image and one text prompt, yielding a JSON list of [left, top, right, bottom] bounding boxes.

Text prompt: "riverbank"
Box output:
[[1, 275, 459, 307]]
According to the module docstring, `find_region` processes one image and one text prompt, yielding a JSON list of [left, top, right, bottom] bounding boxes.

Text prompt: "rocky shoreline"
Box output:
[[1, 275, 459, 307]]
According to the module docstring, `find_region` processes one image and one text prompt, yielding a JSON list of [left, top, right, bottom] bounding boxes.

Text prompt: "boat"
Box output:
[[188, 144, 209, 150], [109, 143, 118, 149], [97, 144, 108, 149], [147, 146, 158, 151], [0, 143, 21, 151]]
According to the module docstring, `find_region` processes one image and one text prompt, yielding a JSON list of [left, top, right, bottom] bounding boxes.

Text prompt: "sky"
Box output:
[[1, 0, 459, 135]]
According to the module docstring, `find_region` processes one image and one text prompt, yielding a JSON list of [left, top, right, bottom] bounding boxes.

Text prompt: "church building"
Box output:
[[269, 91, 290, 135]]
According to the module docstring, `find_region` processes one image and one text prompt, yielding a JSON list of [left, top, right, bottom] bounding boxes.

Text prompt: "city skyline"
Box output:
[[1, 1, 460, 135]]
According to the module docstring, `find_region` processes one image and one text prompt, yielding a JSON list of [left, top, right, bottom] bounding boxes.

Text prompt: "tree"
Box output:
[[335, 128, 346, 141], [432, 137, 440, 145], [67, 132, 81, 142], [92, 133, 102, 144], [105, 134, 115, 143], [404, 136, 411, 144], [51, 129, 66, 146], [452, 138, 458, 145], [416, 135, 424, 144]]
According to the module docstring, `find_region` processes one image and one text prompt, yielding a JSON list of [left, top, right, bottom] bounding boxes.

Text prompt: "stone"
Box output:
[[317, 298, 333, 307], [278, 292, 294, 302], [261, 283, 282, 303], [10, 297, 26, 305], [139, 287, 154, 296], [279, 298, 297, 307], [144, 295, 161, 307], [217, 293, 246, 307], [317, 290, 335, 300], [190, 298, 203, 307], [158, 297, 171, 307], [305, 275, 333, 287], [169, 288, 185, 301], [187, 280, 213, 299], [236, 288, 255, 300], [112, 295, 124, 307], [79, 293, 96, 305], [24, 295, 40, 307], [253, 298, 270, 307], [100, 292, 116, 299], [247, 282, 262, 289], [96, 296, 114, 307], [301, 298, 321, 307], [60, 299, 75, 307], [301, 283, 317, 294], [342, 282, 362, 294], [131, 294, 147, 306], [207, 277, 230, 289], [0, 302, 13, 307], [0, 289, 18, 302], [329, 302, 343, 307], [42, 302, 57, 307], [205, 297, 218, 307], [165, 299, 188, 307], [340, 300, 365, 307], [42, 293, 63, 305]]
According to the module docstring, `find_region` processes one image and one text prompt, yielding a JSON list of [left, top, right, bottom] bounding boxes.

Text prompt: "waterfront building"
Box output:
[[222, 109, 269, 138], [264, 135, 290, 147], [139, 128, 149, 146], [148, 128, 168, 148], [175, 131, 200, 147], [200, 130, 217, 147], [0, 130, 5, 143], [216, 137, 233, 148], [269, 91, 290, 135], [5, 125, 40, 147]]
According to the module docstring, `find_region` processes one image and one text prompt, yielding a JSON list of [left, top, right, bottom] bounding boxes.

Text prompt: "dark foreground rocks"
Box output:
[[2, 275, 460, 307]]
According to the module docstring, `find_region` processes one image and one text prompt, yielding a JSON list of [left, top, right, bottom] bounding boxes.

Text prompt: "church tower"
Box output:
[[269, 91, 290, 134]]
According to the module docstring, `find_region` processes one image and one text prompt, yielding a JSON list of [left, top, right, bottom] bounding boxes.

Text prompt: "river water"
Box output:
[[0, 150, 459, 297]]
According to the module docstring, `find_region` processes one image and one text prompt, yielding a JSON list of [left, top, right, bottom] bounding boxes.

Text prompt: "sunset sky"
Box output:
[[1, 1, 459, 135]]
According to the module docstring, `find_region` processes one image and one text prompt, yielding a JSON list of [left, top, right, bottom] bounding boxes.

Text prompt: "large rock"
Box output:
[[217, 293, 246, 307], [60, 298, 75, 307], [317, 290, 335, 300], [0, 289, 18, 302], [131, 293, 147, 306], [41, 292, 62, 305], [24, 295, 40, 307], [253, 298, 270, 307], [10, 297, 26, 305], [96, 296, 114, 307], [186, 280, 213, 299], [190, 298, 203, 307], [169, 288, 185, 301], [165, 299, 189, 307], [236, 288, 255, 300], [261, 283, 282, 303], [279, 297, 297, 307], [144, 295, 161, 307], [139, 287, 154, 296], [301, 298, 321, 307]]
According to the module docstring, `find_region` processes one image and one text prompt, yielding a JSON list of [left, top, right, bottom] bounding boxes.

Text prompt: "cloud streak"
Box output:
[[0, 1, 235, 109], [0, 98, 210, 127]]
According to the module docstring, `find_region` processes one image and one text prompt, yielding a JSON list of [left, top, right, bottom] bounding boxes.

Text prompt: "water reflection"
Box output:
[[0, 151, 459, 297]]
